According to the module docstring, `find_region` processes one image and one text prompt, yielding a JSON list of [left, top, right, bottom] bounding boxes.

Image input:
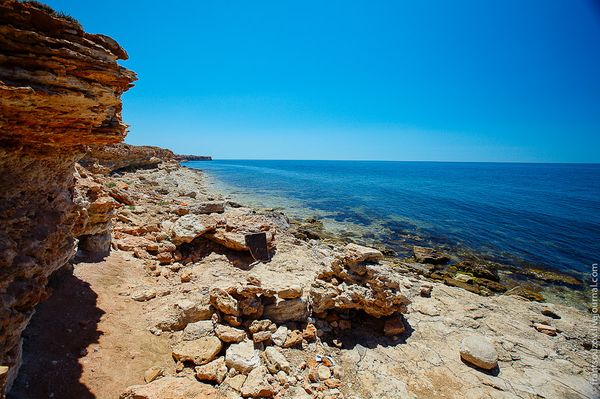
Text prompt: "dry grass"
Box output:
[[20, 0, 83, 29]]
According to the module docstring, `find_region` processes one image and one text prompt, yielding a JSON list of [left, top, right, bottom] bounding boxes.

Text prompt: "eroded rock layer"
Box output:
[[0, 0, 135, 390], [79, 143, 176, 175]]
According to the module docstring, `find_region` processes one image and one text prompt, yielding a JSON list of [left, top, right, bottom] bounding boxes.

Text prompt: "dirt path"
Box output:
[[9, 252, 173, 399]]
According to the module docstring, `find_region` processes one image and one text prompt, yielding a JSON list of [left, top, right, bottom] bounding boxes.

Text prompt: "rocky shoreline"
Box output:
[[0, 2, 597, 398], [11, 152, 596, 398]]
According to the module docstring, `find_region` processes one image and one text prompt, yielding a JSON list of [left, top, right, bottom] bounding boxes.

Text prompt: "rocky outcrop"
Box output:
[[80, 143, 176, 175], [310, 244, 411, 318], [0, 0, 135, 391], [175, 154, 212, 161]]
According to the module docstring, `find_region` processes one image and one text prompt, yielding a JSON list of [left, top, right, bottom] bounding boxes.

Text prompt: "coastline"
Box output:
[[191, 163, 590, 311], [12, 158, 597, 398]]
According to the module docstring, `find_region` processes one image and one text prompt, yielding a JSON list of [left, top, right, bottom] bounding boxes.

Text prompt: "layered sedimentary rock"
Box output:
[[0, 0, 135, 390], [80, 143, 176, 175]]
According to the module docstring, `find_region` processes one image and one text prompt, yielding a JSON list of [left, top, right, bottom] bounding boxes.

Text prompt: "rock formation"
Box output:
[[175, 154, 212, 162], [0, 0, 135, 391], [80, 143, 176, 175]]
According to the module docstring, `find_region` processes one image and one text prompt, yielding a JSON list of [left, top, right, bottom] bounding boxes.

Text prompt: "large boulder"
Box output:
[[171, 214, 217, 245]]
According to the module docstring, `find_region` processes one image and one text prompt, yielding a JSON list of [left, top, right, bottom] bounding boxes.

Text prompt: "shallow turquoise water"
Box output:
[[186, 160, 600, 278]]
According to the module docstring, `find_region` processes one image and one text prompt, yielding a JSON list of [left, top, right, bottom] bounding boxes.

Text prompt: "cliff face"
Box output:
[[80, 143, 176, 175], [0, 0, 135, 391]]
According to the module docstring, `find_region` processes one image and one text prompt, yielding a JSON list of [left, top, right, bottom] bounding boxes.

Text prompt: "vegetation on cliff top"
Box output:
[[20, 0, 82, 28]]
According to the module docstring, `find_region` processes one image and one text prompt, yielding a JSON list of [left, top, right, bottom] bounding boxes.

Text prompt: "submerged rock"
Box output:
[[412, 246, 450, 265], [505, 286, 545, 302]]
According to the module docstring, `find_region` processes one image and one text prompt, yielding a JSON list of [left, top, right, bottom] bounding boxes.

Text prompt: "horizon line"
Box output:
[[183, 158, 600, 165]]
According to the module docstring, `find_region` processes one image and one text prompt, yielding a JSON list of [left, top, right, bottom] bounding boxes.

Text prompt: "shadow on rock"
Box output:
[[8, 268, 104, 399], [179, 237, 258, 270], [319, 310, 414, 350], [460, 358, 501, 377]]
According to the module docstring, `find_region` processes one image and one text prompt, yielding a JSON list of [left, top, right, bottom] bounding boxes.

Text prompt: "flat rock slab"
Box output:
[[172, 336, 222, 365]]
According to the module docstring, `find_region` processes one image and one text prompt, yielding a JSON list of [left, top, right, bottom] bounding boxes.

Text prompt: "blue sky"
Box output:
[[47, 0, 600, 162]]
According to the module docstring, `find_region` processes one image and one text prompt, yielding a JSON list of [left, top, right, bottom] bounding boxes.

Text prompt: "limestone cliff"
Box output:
[[80, 143, 176, 175], [0, 0, 135, 391]]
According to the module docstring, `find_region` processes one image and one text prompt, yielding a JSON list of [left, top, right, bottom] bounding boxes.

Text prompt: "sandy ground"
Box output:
[[9, 251, 174, 399]]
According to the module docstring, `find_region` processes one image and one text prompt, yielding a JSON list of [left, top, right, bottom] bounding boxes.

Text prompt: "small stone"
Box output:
[[226, 340, 262, 374], [195, 356, 227, 384], [317, 365, 331, 381], [343, 243, 384, 265], [278, 285, 303, 299], [459, 335, 499, 370], [253, 330, 272, 343], [182, 320, 214, 341], [239, 297, 264, 318], [383, 315, 406, 336], [131, 288, 156, 302], [534, 323, 558, 336], [172, 336, 222, 365], [283, 330, 303, 348], [332, 366, 344, 379], [223, 374, 247, 392], [180, 270, 192, 283], [241, 366, 275, 397], [420, 285, 432, 297], [271, 326, 289, 346], [223, 314, 243, 327], [276, 370, 287, 384], [144, 366, 163, 383], [171, 214, 213, 245], [302, 323, 317, 341], [210, 287, 240, 316], [412, 246, 450, 265], [215, 324, 247, 343], [263, 347, 290, 374], [249, 319, 273, 334], [324, 378, 341, 388], [321, 356, 334, 367]]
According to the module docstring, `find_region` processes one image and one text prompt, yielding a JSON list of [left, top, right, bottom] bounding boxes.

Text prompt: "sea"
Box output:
[[185, 160, 600, 283]]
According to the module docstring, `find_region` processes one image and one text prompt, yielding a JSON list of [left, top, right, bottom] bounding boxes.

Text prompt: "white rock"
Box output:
[[263, 346, 290, 374], [225, 340, 261, 374], [460, 335, 499, 370], [183, 320, 214, 341], [171, 214, 212, 245], [271, 326, 289, 347]]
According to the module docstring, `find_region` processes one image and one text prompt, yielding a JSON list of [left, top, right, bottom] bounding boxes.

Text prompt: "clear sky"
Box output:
[[46, 0, 600, 162]]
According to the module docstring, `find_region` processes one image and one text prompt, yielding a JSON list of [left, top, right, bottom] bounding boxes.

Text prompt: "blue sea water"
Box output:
[[185, 160, 600, 278]]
